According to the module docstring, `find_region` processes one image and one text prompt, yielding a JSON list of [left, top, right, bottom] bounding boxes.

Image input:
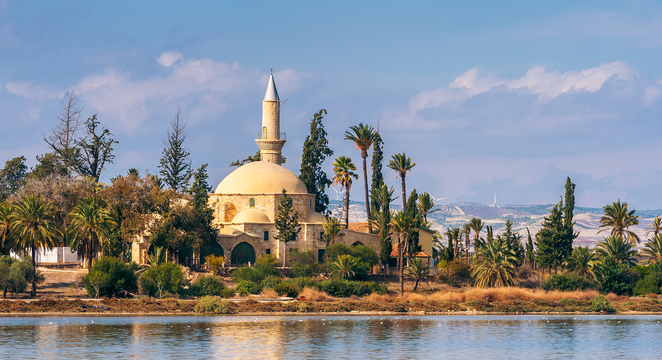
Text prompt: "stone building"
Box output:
[[207, 71, 378, 265]]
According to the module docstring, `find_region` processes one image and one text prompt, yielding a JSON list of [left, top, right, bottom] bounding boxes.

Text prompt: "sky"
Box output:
[[1, 0, 662, 209]]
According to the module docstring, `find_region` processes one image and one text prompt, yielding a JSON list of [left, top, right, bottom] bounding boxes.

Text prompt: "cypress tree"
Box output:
[[299, 109, 334, 215], [159, 108, 192, 192], [535, 201, 567, 273], [275, 189, 302, 267], [370, 132, 384, 220], [525, 227, 535, 266], [186, 164, 213, 227], [405, 189, 421, 258]]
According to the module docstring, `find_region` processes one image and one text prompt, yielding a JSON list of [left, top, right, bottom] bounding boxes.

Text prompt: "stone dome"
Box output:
[[306, 211, 325, 224], [232, 209, 271, 223], [215, 161, 308, 195]]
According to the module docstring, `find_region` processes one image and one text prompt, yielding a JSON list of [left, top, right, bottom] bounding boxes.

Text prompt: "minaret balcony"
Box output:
[[256, 133, 286, 140]]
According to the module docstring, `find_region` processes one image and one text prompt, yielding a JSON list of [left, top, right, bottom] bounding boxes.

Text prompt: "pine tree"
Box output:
[[274, 189, 301, 267], [299, 109, 334, 215], [77, 115, 117, 182], [370, 132, 384, 220], [159, 108, 192, 192], [535, 201, 571, 273], [497, 218, 524, 264], [186, 164, 213, 227], [0, 157, 27, 201]]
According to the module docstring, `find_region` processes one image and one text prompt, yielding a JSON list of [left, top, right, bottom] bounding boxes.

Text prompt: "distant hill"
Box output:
[[328, 200, 661, 248]]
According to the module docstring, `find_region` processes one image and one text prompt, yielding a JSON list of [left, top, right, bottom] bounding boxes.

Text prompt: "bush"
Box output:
[[139, 262, 186, 298], [289, 249, 316, 265], [0, 256, 40, 298], [541, 273, 599, 291], [204, 255, 225, 275], [220, 288, 236, 298], [194, 296, 233, 314], [83, 257, 137, 298], [633, 263, 662, 278], [591, 295, 614, 312], [593, 257, 637, 295], [350, 245, 379, 279], [189, 275, 226, 297], [325, 243, 352, 262], [260, 274, 281, 289], [273, 281, 301, 297], [292, 277, 316, 289], [231, 255, 281, 284], [235, 280, 262, 296], [314, 279, 388, 298], [633, 271, 662, 296], [291, 262, 327, 278]]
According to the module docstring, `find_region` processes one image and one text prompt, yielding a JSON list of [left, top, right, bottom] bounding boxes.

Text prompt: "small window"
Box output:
[[320, 232, 324, 241], [216, 198, 219, 202], [266, 249, 271, 255], [263, 231, 269, 241], [249, 198, 255, 207]]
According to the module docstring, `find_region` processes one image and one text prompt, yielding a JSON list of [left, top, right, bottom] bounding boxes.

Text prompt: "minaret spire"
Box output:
[[256, 68, 285, 165]]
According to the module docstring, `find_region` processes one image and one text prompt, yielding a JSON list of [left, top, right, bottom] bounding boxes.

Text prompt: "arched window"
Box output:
[[262, 126, 267, 139], [249, 198, 255, 207]]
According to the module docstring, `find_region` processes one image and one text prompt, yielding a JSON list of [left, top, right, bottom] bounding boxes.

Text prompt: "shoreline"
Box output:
[[2, 311, 662, 317]]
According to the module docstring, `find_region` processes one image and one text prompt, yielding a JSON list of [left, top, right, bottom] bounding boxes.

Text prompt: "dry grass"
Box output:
[[259, 288, 278, 298], [364, 287, 601, 303], [298, 287, 333, 302]]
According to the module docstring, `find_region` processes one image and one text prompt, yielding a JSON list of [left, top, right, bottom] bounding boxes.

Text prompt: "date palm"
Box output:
[[469, 217, 484, 253], [470, 239, 518, 288], [322, 216, 344, 246], [11, 196, 62, 297], [641, 233, 662, 264], [0, 203, 14, 255], [387, 153, 416, 210], [331, 156, 358, 228], [645, 216, 662, 239], [462, 223, 472, 265], [68, 196, 116, 273], [598, 200, 640, 244], [390, 211, 415, 295], [344, 124, 376, 232], [417, 192, 438, 223], [332, 254, 359, 279], [595, 235, 637, 266], [567, 246, 597, 278], [405, 258, 430, 291]]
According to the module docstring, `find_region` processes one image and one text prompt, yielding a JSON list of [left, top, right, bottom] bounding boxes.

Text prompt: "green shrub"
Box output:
[[260, 274, 281, 289], [189, 275, 226, 297], [231, 255, 281, 284], [291, 262, 327, 278], [541, 273, 598, 291], [350, 245, 379, 279], [194, 296, 233, 314], [633, 271, 662, 296], [220, 288, 236, 298], [591, 295, 614, 312], [139, 262, 186, 298], [83, 257, 137, 298], [445, 258, 471, 279], [314, 279, 387, 298], [0, 256, 40, 298], [289, 249, 316, 265], [593, 257, 636, 295], [273, 281, 301, 297], [235, 280, 262, 296], [292, 277, 316, 289], [633, 263, 662, 278], [325, 243, 352, 262], [559, 298, 579, 306]]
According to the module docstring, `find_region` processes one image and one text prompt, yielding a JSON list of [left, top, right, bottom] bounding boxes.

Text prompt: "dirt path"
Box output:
[[36, 267, 87, 298]]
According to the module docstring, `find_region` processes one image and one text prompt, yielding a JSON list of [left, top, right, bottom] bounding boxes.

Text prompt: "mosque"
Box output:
[[133, 72, 379, 267]]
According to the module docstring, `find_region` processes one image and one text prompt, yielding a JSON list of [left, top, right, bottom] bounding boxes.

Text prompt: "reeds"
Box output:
[[366, 287, 600, 303], [298, 287, 333, 302]]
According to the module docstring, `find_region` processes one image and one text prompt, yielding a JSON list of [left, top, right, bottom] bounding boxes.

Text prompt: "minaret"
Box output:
[[256, 68, 286, 165]]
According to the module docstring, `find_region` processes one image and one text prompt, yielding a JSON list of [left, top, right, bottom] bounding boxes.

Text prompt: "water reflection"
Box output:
[[0, 315, 661, 359]]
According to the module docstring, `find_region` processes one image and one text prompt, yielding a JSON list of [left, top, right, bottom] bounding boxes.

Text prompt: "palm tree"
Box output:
[[0, 203, 14, 255], [641, 233, 662, 264], [598, 200, 640, 244], [387, 153, 416, 210], [567, 246, 597, 278], [331, 156, 358, 228], [446, 227, 461, 260], [595, 235, 637, 266], [344, 123, 376, 232], [332, 254, 359, 279], [417, 193, 438, 223], [470, 239, 518, 288], [645, 216, 662, 239], [322, 216, 345, 246], [405, 258, 430, 291], [390, 211, 414, 295], [68, 196, 116, 274], [10, 196, 62, 297], [469, 217, 484, 254], [462, 223, 472, 265]]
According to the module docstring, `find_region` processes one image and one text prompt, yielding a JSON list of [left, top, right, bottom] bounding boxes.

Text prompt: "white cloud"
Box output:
[[5, 81, 62, 100], [156, 51, 183, 67], [5, 53, 317, 133], [644, 85, 662, 105], [449, 61, 637, 101]]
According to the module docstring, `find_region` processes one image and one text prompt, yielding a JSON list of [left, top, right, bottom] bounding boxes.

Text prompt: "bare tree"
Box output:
[[44, 91, 85, 170]]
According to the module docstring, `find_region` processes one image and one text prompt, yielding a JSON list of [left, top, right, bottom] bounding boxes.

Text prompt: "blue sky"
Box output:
[[1, 0, 661, 209]]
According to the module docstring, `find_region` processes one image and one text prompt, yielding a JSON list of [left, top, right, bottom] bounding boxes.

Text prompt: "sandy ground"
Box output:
[[35, 267, 87, 298]]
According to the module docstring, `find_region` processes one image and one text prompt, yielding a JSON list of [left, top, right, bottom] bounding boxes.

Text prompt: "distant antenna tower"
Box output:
[[490, 192, 500, 208]]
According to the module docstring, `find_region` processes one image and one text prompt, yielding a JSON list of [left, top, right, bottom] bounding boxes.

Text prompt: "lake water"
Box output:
[[1, 314, 661, 359]]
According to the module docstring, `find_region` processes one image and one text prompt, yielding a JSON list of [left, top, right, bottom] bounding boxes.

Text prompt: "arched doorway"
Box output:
[[351, 241, 364, 247], [231, 242, 256, 265], [200, 242, 225, 264]]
